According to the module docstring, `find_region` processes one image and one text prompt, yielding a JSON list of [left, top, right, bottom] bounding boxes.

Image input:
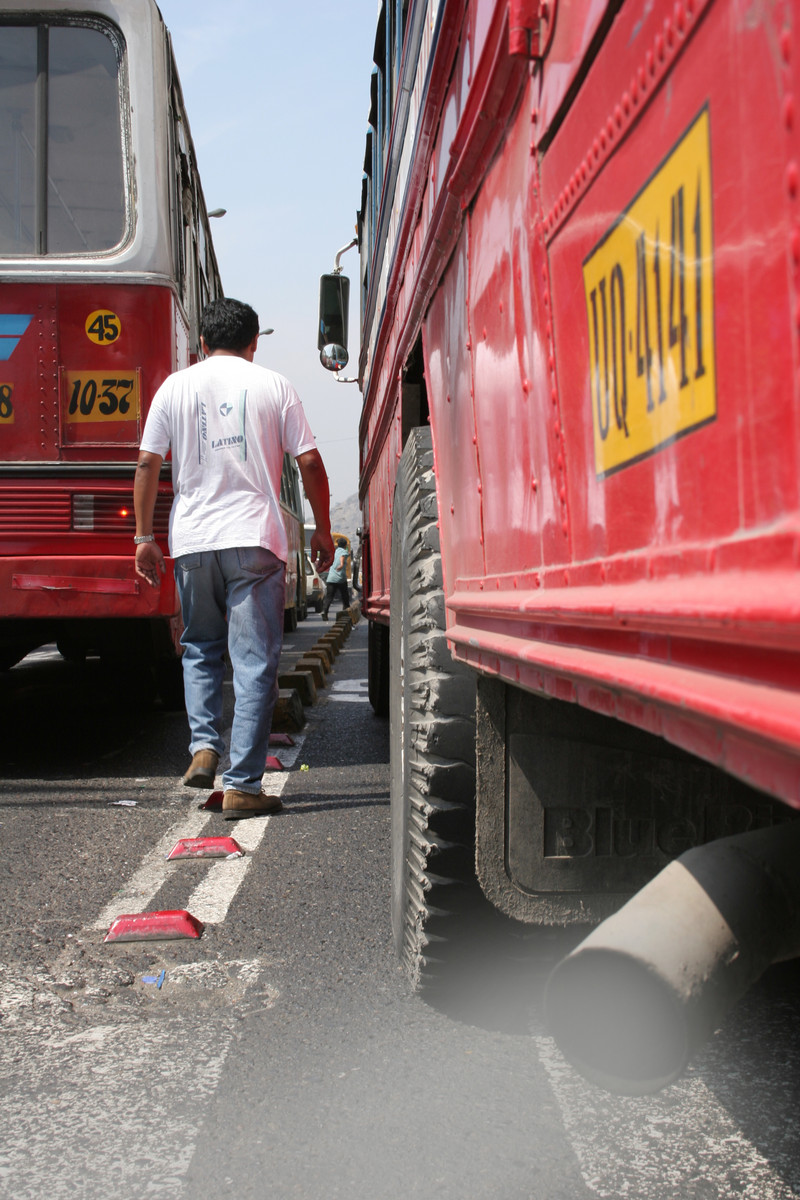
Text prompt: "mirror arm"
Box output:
[[333, 237, 358, 274]]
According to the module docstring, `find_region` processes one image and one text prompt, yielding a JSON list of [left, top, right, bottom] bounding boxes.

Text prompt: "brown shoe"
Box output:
[[222, 788, 283, 819], [182, 749, 219, 789]]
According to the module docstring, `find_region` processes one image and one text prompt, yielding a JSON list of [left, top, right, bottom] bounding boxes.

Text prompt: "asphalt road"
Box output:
[[1, 611, 799, 1199]]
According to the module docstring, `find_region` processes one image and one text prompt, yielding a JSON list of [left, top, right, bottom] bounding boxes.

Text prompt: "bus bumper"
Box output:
[[1, 556, 180, 619]]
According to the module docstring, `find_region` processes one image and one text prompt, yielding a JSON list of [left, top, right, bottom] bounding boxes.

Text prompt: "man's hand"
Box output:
[[135, 541, 166, 589], [311, 529, 335, 574], [133, 450, 165, 589], [296, 448, 335, 573]]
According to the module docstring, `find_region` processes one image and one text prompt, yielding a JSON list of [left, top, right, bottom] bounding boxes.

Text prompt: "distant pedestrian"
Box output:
[[133, 298, 334, 819], [321, 538, 351, 619]]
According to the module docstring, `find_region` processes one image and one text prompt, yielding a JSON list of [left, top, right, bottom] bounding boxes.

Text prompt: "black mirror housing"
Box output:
[[318, 273, 350, 371]]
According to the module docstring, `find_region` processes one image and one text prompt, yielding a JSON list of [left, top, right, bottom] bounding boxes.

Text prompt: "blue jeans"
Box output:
[[174, 547, 285, 794]]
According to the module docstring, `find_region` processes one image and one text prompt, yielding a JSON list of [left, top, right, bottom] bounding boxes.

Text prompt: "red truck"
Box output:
[[319, 0, 800, 1093]]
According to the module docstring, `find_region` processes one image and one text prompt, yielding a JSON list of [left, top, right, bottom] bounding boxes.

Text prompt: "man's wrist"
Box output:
[[134, 534, 155, 545]]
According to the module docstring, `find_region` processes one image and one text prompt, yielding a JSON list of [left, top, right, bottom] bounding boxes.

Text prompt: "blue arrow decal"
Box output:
[[0, 314, 33, 360]]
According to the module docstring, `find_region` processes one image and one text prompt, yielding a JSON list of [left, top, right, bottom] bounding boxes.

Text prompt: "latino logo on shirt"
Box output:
[[197, 391, 248, 464]]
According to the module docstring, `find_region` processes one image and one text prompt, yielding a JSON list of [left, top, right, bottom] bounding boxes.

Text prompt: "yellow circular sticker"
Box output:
[[85, 310, 121, 345]]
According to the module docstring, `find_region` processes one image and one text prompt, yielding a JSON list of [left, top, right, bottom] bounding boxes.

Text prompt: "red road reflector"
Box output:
[[104, 909, 204, 943], [269, 733, 295, 746], [166, 836, 244, 860], [265, 755, 285, 770], [202, 790, 223, 810]]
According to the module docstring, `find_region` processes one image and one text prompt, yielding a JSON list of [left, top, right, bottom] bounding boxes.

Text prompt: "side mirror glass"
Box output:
[[320, 343, 349, 371], [318, 273, 350, 372]]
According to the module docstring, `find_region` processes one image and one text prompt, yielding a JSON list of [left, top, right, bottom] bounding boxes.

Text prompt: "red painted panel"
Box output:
[[446, 619, 800, 806], [0, 282, 176, 464], [543, 0, 799, 563], [0, 282, 181, 629], [0, 284, 58, 461], [466, 76, 566, 577], [424, 227, 485, 592], [468, 0, 498, 66], [0, 555, 178, 619], [360, 0, 800, 806], [536, 0, 616, 135]]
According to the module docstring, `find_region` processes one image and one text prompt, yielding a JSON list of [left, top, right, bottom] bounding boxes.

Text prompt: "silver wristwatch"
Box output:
[[133, 534, 155, 545]]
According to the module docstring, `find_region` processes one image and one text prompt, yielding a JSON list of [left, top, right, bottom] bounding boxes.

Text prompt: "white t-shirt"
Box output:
[[140, 355, 316, 562]]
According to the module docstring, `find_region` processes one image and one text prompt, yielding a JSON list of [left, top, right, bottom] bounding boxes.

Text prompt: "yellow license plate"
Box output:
[[65, 371, 140, 424], [583, 107, 716, 477], [0, 383, 13, 424]]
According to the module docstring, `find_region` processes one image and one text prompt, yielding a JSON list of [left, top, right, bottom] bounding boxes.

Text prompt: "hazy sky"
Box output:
[[156, 0, 378, 509]]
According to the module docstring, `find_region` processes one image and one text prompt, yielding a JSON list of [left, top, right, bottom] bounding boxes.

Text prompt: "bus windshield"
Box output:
[[0, 20, 126, 256]]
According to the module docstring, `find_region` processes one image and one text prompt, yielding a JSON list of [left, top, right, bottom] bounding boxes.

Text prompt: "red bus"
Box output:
[[0, 1, 217, 703], [320, 0, 800, 1091]]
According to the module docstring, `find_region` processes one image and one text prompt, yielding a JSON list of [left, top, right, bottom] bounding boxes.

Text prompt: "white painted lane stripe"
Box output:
[[330, 679, 370, 703], [0, 959, 276, 1198], [91, 734, 304, 932], [90, 805, 213, 930], [186, 856, 254, 925], [269, 734, 305, 769], [186, 774, 289, 924], [534, 1036, 797, 1199], [0, 1018, 231, 1197], [0, 728, 304, 1197]]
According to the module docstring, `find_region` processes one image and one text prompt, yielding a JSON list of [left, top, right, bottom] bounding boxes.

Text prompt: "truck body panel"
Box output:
[[359, 0, 800, 812]]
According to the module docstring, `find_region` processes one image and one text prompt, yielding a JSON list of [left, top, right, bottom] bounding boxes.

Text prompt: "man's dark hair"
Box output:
[[337, 538, 348, 548], [200, 298, 260, 352]]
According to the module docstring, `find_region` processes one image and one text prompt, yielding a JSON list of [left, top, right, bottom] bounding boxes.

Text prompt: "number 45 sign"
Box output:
[[85, 309, 121, 345]]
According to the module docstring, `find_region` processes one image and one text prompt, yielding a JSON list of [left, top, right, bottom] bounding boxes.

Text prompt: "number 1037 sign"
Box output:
[[583, 107, 716, 478]]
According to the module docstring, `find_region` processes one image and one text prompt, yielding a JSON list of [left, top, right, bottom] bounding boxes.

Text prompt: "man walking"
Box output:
[[133, 298, 334, 819], [321, 538, 351, 620]]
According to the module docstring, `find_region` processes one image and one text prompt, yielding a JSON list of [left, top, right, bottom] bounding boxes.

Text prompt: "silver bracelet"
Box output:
[[133, 534, 155, 545]]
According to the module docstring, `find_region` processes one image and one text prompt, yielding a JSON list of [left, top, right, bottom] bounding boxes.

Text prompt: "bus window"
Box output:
[[0, 28, 36, 254], [0, 20, 126, 256]]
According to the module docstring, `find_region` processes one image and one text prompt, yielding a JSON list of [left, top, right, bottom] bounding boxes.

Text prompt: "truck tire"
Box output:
[[390, 426, 481, 992], [367, 619, 390, 716]]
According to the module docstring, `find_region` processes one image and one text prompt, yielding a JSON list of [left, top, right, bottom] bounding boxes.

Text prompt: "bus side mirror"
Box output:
[[318, 273, 350, 372]]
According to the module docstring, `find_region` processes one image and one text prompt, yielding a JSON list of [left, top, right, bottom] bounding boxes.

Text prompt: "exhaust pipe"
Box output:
[[544, 820, 800, 1095]]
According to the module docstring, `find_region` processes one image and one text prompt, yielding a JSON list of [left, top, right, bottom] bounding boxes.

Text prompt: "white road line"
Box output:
[[186, 856, 254, 925], [0, 732, 301, 1198], [0, 1018, 231, 1198], [90, 804, 213, 930], [270, 735, 304, 769], [0, 959, 275, 1199], [534, 1036, 798, 1199], [330, 678, 369, 702], [92, 734, 305, 932], [186, 774, 289, 924]]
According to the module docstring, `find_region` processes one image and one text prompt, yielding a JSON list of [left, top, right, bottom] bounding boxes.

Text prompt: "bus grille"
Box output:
[[0, 488, 171, 537]]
